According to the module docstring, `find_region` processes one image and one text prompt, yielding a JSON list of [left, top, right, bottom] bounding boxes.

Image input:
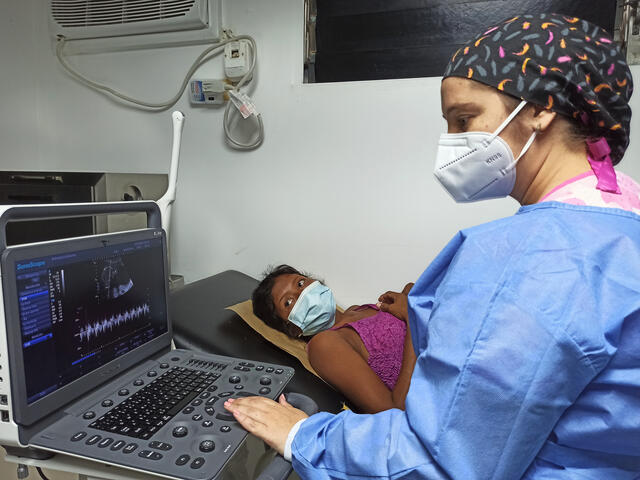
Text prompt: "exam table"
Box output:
[[169, 270, 346, 479]]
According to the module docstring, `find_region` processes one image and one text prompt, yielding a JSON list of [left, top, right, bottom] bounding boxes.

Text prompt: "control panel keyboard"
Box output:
[[29, 350, 294, 480]]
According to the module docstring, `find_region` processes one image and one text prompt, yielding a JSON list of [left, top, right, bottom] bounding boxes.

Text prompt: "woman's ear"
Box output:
[[531, 105, 557, 133]]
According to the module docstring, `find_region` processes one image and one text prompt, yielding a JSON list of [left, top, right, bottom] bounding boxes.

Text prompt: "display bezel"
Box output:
[[1, 228, 171, 427]]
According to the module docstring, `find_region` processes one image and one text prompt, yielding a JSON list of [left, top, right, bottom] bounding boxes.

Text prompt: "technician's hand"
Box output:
[[223, 394, 308, 456], [378, 283, 414, 323]]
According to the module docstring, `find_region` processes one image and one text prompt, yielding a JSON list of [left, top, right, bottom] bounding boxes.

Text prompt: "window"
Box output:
[[304, 0, 624, 83]]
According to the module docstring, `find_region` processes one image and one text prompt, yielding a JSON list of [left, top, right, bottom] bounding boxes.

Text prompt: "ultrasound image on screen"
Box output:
[[15, 238, 167, 404]]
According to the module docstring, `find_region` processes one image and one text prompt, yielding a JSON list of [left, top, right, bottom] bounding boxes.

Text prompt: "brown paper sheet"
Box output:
[[226, 300, 320, 377]]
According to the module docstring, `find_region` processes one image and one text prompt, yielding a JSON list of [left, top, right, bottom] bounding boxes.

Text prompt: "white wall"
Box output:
[[2, 0, 640, 307]]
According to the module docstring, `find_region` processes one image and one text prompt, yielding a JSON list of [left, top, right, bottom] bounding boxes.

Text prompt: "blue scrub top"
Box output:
[[291, 202, 640, 479]]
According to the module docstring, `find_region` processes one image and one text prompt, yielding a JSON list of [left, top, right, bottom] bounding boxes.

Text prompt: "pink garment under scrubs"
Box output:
[[540, 170, 640, 214]]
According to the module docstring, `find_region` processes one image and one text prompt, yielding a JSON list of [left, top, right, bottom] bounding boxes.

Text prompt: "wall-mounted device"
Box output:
[[224, 41, 252, 83], [49, 0, 221, 54]]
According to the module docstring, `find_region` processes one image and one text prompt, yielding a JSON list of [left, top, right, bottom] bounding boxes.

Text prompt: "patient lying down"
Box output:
[[252, 265, 416, 413]]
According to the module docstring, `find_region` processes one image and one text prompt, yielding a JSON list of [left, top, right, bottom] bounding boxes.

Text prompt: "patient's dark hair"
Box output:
[[252, 264, 304, 338]]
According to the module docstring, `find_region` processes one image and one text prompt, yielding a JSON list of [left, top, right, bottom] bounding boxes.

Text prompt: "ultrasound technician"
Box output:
[[224, 13, 640, 479]]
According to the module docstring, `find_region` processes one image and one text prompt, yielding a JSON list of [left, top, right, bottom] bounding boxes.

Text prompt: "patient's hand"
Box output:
[[223, 395, 308, 456], [378, 283, 414, 322]]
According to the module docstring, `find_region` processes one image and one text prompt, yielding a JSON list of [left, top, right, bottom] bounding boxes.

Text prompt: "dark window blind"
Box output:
[[313, 1, 618, 82]]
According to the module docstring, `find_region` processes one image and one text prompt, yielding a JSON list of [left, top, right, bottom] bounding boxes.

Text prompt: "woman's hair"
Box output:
[[252, 264, 305, 338], [499, 92, 591, 147]]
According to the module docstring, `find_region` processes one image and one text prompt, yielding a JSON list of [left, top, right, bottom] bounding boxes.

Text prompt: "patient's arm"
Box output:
[[307, 329, 416, 413]]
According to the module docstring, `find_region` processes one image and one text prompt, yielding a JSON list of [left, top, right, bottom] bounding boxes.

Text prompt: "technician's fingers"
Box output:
[[226, 397, 279, 417], [223, 396, 307, 455], [231, 408, 267, 434]]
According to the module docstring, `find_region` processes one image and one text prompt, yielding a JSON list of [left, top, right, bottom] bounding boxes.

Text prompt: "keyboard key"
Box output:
[[149, 441, 172, 451], [259, 387, 271, 395], [265, 367, 274, 373], [123, 443, 138, 454], [101, 399, 113, 407], [215, 413, 235, 422], [192, 414, 203, 421], [182, 407, 194, 415], [172, 426, 188, 438], [138, 450, 163, 460], [202, 420, 213, 428], [220, 425, 231, 433], [133, 379, 144, 386], [118, 389, 129, 396], [83, 411, 96, 420], [235, 391, 257, 398], [110, 440, 126, 451], [70, 432, 87, 442], [190, 457, 205, 469], [199, 440, 215, 453], [85, 435, 101, 446], [175, 454, 190, 466], [98, 438, 113, 448]]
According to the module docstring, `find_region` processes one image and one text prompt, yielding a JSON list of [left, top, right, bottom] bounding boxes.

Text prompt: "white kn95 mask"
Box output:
[[434, 100, 537, 202]]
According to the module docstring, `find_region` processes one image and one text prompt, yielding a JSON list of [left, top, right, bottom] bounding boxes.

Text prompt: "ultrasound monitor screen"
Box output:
[[14, 237, 167, 404]]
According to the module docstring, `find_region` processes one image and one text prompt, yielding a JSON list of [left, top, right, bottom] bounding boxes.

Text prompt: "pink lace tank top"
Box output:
[[330, 305, 406, 390]]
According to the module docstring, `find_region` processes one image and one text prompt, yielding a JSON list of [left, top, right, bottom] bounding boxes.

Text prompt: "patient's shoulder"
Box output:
[[307, 330, 352, 359], [307, 329, 341, 351]]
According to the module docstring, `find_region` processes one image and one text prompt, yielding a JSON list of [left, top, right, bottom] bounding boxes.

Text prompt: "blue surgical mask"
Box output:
[[288, 281, 336, 336], [434, 100, 537, 202]]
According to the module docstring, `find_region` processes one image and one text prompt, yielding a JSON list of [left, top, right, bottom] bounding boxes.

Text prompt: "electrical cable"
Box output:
[[55, 33, 263, 149], [36, 466, 51, 480]]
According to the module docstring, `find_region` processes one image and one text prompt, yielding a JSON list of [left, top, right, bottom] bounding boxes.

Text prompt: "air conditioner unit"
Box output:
[[49, 0, 221, 55]]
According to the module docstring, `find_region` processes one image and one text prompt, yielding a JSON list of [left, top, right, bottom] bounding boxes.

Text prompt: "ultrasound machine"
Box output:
[[0, 202, 315, 480]]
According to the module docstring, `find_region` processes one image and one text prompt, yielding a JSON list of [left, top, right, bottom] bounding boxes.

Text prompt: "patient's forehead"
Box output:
[[271, 274, 303, 301]]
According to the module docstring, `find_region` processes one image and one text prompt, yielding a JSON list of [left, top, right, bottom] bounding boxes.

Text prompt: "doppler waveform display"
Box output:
[[76, 303, 151, 342]]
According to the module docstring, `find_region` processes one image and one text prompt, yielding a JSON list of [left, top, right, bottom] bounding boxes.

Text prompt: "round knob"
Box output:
[[172, 426, 188, 438], [199, 440, 215, 453]]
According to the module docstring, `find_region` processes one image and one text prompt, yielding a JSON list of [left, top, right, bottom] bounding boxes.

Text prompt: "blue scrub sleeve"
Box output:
[[291, 408, 448, 479]]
